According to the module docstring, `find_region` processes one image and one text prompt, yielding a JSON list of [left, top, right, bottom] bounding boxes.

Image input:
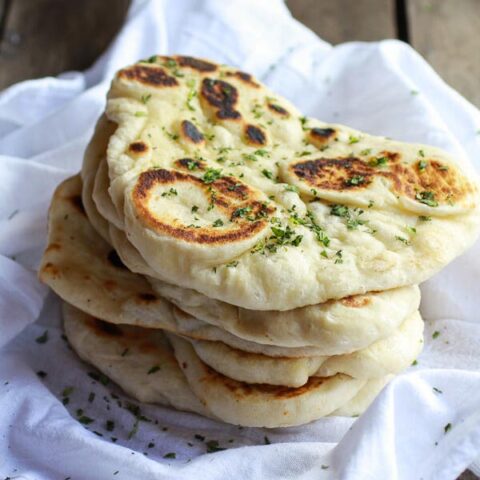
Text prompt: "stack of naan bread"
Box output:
[[39, 56, 480, 428]]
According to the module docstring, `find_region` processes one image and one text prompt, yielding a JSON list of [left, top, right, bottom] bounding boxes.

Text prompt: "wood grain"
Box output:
[[286, 0, 396, 44], [408, 0, 480, 107], [0, 0, 130, 89]]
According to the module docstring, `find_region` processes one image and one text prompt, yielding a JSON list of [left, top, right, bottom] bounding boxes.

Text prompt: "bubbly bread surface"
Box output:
[[98, 55, 480, 310]]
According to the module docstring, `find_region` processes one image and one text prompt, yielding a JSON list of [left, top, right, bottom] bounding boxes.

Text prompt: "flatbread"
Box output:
[[40, 175, 418, 357], [167, 333, 366, 428], [63, 302, 211, 416], [40, 175, 373, 357], [96, 55, 480, 310], [187, 311, 423, 387]]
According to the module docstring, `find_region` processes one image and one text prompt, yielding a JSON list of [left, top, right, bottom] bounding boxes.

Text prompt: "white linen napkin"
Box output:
[[0, 1, 479, 479]]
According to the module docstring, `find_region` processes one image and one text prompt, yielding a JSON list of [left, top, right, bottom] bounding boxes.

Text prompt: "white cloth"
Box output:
[[0, 1, 479, 479]]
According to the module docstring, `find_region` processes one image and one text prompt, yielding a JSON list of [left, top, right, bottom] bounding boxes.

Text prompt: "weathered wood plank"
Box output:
[[286, 0, 396, 44], [408, 0, 480, 107], [0, 0, 130, 89]]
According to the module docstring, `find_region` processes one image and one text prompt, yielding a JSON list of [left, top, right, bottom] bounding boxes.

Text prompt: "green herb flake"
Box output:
[[334, 250, 343, 264], [161, 188, 178, 198], [348, 135, 361, 145], [35, 331, 49, 344], [213, 219, 224, 227], [395, 236, 411, 246], [433, 387, 443, 394], [432, 330, 440, 339], [345, 175, 365, 186], [416, 191, 438, 207], [284, 185, 299, 193], [412, 359, 418, 366], [360, 148, 372, 156], [264, 436, 271, 445], [419, 215, 432, 222], [141, 94, 152, 104], [262, 169, 274, 180], [206, 440, 225, 453], [78, 416, 94, 425], [62, 386, 74, 397], [147, 365, 161, 375], [418, 160, 428, 171], [121, 348, 129, 357], [418, 149, 425, 157], [163, 452, 176, 459], [88, 392, 95, 403], [226, 260, 239, 268], [202, 168, 223, 184], [299, 116, 309, 131], [321, 465, 329, 470], [231, 206, 252, 219], [369, 156, 388, 167], [444, 423, 452, 434], [191, 205, 199, 213], [134, 111, 147, 117]]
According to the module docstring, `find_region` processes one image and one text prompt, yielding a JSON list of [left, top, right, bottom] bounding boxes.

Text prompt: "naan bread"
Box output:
[[167, 333, 365, 428], [80, 115, 116, 243], [187, 311, 423, 387], [63, 302, 211, 416], [96, 55, 480, 310], [42, 175, 418, 357], [41, 175, 381, 357]]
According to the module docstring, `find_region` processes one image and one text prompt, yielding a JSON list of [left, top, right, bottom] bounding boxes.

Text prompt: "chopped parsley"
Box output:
[[141, 94, 152, 104], [406, 226, 417, 234], [202, 168, 223, 184], [161, 188, 178, 198], [412, 360, 418, 366], [345, 175, 365, 186], [369, 156, 388, 167], [432, 330, 440, 339], [164, 59, 184, 77], [231, 206, 252, 219], [299, 116, 309, 131], [433, 387, 443, 394], [163, 452, 176, 459], [262, 169, 275, 180], [334, 250, 343, 264], [212, 219, 224, 227], [395, 236, 411, 246], [284, 185, 299, 193], [416, 191, 438, 207], [418, 149, 425, 157], [62, 386, 74, 397], [290, 211, 330, 247], [360, 148, 372, 156], [88, 371, 110, 386], [206, 440, 225, 453], [78, 416, 94, 425], [186, 79, 197, 111], [254, 149, 269, 157], [147, 365, 161, 374], [418, 160, 428, 171], [444, 423, 452, 434], [330, 204, 368, 231], [191, 205, 199, 213], [35, 331, 49, 344], [226, 260, 239, 268], [418, 215, 432, 221], [134, 111, 147, 117], [348, 135, 361, 144]]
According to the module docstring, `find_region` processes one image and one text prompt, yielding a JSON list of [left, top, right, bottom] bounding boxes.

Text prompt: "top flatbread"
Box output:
[[96, 55, 480, 310]]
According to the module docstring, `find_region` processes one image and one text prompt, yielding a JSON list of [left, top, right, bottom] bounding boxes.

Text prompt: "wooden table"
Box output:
[[0, 1, 478, 478]]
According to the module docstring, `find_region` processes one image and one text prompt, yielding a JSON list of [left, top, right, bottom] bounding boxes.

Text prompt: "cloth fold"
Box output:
[[0, 0, 479, 478]]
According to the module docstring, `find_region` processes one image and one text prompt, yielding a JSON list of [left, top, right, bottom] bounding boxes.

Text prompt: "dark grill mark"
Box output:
[[181, 120, 205, 144], [129, 141, 148, 153], [137, 293, 157, 302], [201, 78, 241, 120], [245, 125, 266, 145], [226, 71, 259, 87], [119, 65, 178, 87], [267, 103, 289, 116], [309, 128, 336, 145], [175, 158, 206, 171], [177, 56, 217, 72]]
